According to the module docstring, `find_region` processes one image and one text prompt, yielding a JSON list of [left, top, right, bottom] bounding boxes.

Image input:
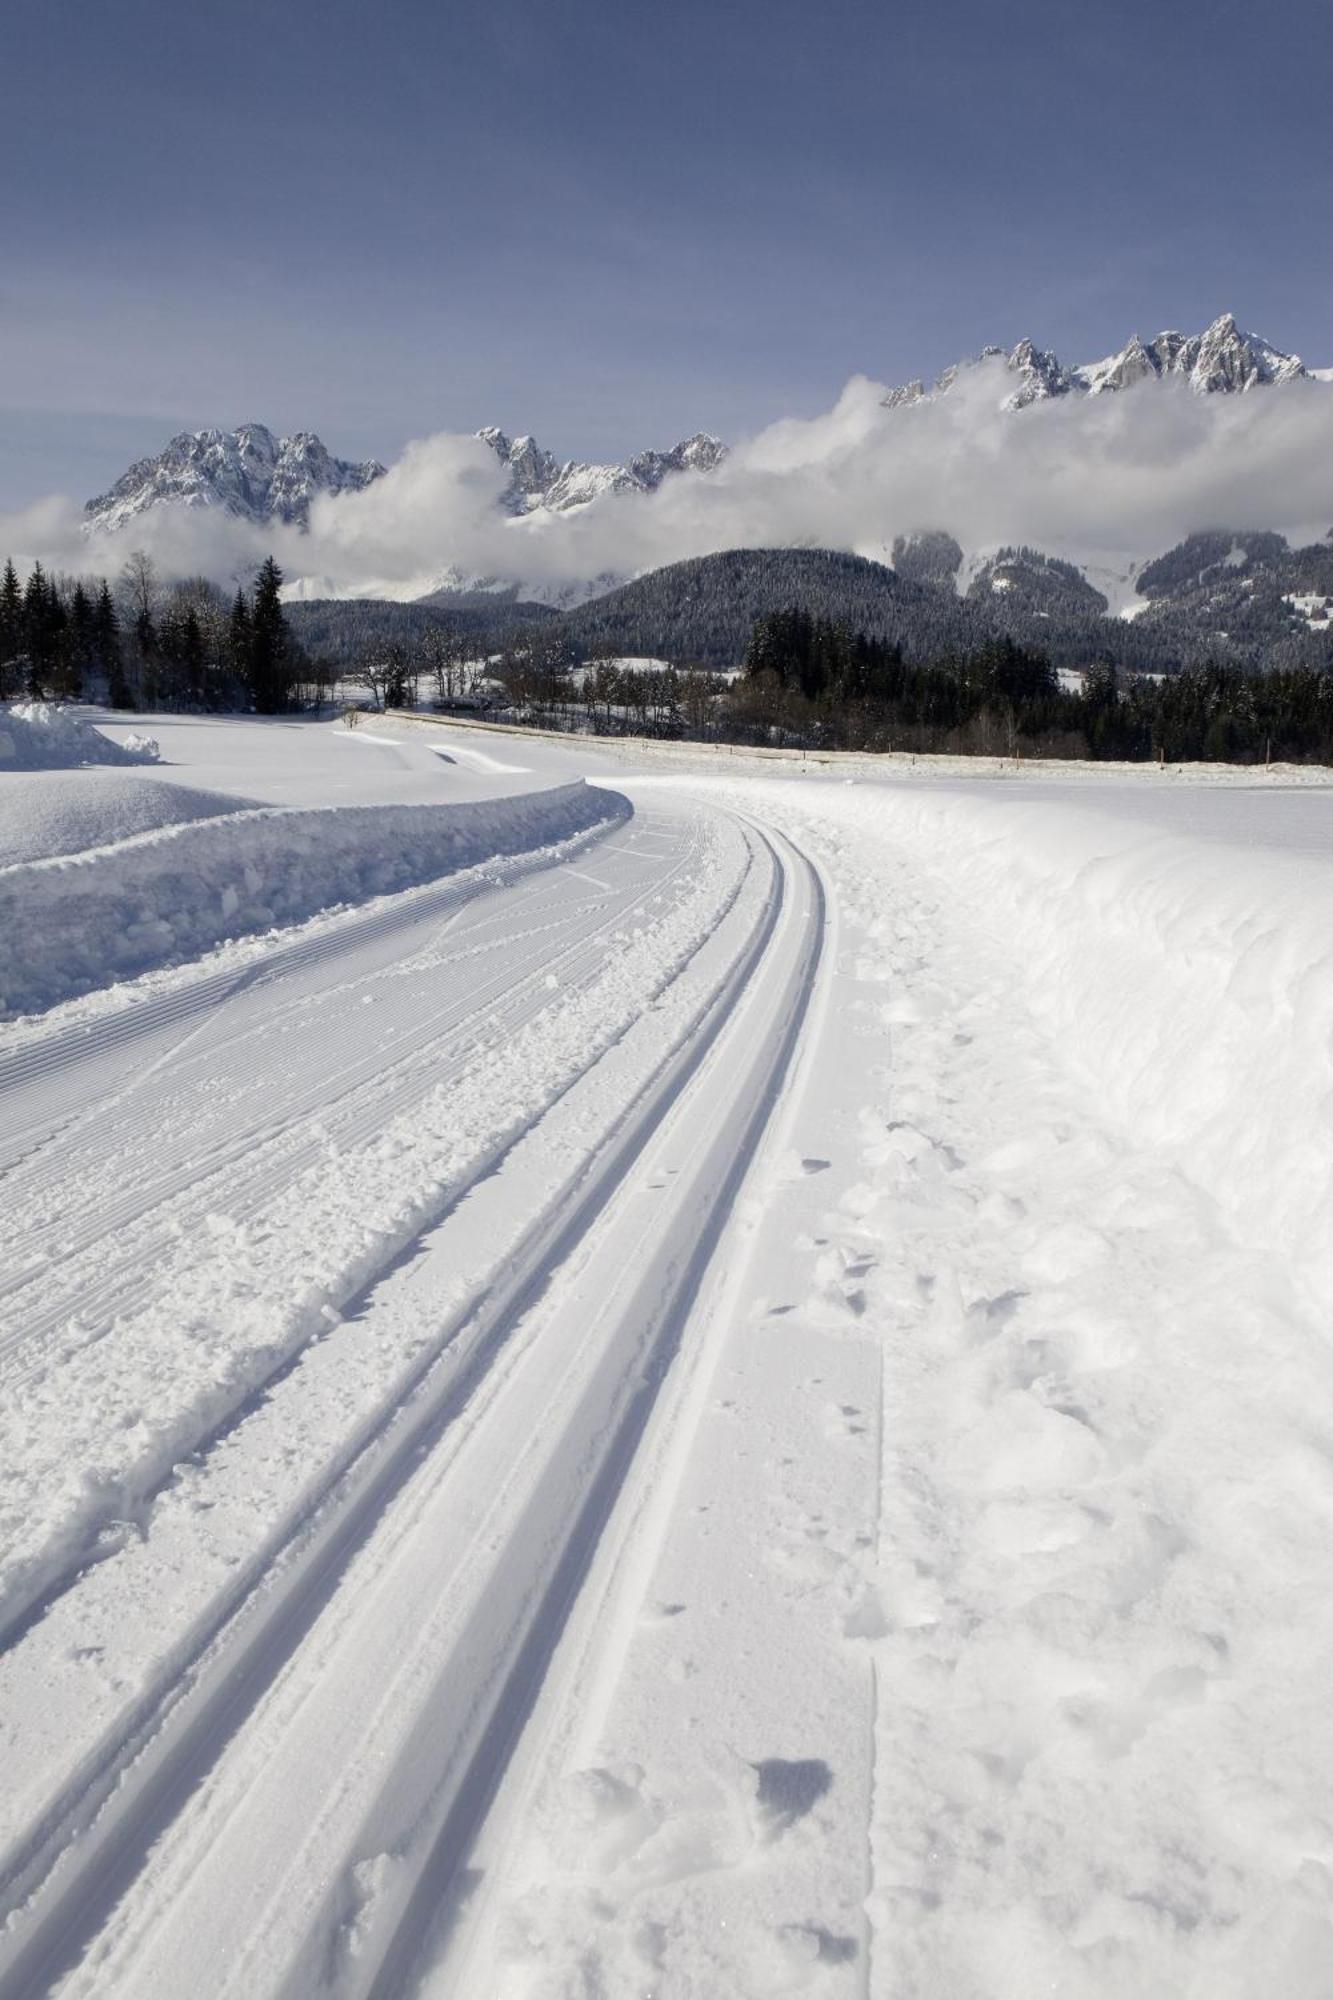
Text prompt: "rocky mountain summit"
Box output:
[[84, 419, 728, 536], [476, 426, 726, 513], [885, 313, 1312, 413], [84, 424, 386, 533]]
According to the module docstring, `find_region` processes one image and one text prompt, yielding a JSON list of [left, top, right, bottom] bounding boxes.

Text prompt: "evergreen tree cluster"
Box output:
[[738, 611, 1074, 753], [1084, 659, 1333, 764], [738, 609, 1333, 763], [0, 553, 308, 713], [0, 559, 123, 703]]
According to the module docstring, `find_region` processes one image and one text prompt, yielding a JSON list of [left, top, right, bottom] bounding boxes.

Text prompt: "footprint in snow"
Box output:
[[751, 1757, 833, 1836], [774, 1921, 859, 1968]]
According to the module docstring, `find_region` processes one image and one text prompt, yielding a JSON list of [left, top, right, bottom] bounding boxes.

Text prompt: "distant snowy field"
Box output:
[[1, 707, 1331, 1998]]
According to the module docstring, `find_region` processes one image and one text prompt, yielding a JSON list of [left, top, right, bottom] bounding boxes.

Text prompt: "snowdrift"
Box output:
[[0, 771, 252, 867], [0, 780, 627, 1018], [834, 781, 1333, 1296], [0, 702, 160, 769]]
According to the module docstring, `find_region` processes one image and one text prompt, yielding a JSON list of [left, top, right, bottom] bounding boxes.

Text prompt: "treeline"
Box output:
[[0, 553, 315, 713], [323, 604, 1333, 764], [1086, 659, 1333, 764], [286, 593, 557, 665], [736, 609, 1333, 762], [737, 612, 1077, 753]]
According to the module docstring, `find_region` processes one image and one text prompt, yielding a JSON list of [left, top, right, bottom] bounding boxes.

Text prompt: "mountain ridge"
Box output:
[[84, 423, 386, 534], [76, 316, 1327, 595], [885, 312, 1311, 412], [475, 426, 727, 513]]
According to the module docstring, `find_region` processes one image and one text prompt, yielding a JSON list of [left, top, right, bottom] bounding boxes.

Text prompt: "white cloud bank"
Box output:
[[3, 359, 1331, 602]]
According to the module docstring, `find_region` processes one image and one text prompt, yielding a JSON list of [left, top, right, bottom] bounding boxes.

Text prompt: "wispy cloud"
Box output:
[[5, 363, 1331, 598]]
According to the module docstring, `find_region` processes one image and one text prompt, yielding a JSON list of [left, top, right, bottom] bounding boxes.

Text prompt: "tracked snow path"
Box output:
[[0, 787, 824, 1997], [8, 721, 1333, 2000]]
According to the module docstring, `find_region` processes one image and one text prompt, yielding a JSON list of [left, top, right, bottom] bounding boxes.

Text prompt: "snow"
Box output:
[[0, 701, 160, 770], [0, 779, 624, 1018], [2, 716, 1333, 1996], [0, 771, 250, 867], [888, 313, 1318, 414], [478, 427, 727, 516], [1284, 592, 1333, 627], [84, 424, 384, 533], [427, 763, 1333, 1998], [88, 707, 562, 807]]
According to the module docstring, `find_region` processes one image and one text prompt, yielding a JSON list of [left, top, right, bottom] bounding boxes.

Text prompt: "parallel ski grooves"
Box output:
[[0, 813, 807, 2000]]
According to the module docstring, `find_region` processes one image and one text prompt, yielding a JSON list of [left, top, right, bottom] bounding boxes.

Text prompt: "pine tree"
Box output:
[[46, 588, 75, 698], [134, 604, 159, 705], [94, 581, 132, 707], [22, 563, 53, 696], [54, 581, 93, 698], [228, 587, 252, 684], [179, 609, 205, 705], [247, 557, 294, 713], [0, 558, 21, 698]]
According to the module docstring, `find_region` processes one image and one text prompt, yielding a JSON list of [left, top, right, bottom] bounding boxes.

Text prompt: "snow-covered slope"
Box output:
[[477, 425, 726, 514], [885, 312, 1315, 413], [84, 424, 386, 533]]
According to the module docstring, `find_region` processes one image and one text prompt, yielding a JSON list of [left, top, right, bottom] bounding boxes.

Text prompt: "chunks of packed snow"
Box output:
[[0, 702, 160, 770], [0, 780, 626, 1018]]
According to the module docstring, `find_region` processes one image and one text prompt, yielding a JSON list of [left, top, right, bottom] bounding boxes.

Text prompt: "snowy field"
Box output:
[[1, 706, 1332, 1998]]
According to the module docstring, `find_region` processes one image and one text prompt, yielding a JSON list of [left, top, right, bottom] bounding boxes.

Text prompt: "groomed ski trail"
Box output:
[[0, 802, 825, 1999]]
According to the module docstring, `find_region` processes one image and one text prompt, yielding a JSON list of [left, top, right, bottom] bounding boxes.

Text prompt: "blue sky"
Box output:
[[4, 0, 1331, 507]]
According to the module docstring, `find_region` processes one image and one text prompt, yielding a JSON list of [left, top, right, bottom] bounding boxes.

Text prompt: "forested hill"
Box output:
[[559, 549, 974, 667], [561, 545, 1329, 675], [284, 539, 1333, 676], [286, 593, 557, 661]]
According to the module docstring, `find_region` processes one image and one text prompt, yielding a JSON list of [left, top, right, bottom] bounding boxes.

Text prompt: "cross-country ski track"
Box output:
[[0, 773, 826, 1998], [7, 711, 1333, 1998]]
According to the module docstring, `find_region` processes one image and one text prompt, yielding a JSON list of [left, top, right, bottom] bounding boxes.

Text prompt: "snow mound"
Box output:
[[0, 771, 254, 868], [0, 703, 161, 770], [0, 781, 627, 1019]]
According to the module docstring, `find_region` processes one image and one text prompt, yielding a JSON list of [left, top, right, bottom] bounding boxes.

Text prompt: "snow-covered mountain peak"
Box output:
[[1001, 339, 1078, 409], [84, 425, 387, 534], [476, 428, 561, 501], [887, 314, 1312, 413], [477, 425, 727, 514]]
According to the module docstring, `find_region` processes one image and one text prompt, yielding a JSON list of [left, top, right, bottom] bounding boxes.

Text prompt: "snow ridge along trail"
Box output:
[[0, 780, 617, 1019], [0, 796, 824, 1998]]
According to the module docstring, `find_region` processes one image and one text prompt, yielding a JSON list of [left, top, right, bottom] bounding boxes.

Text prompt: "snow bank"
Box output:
[[862, 783, 1333, 1298], [0, 781, 627, 1018], [0, 702, 160, 769], [0, 771, 252, 867]]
